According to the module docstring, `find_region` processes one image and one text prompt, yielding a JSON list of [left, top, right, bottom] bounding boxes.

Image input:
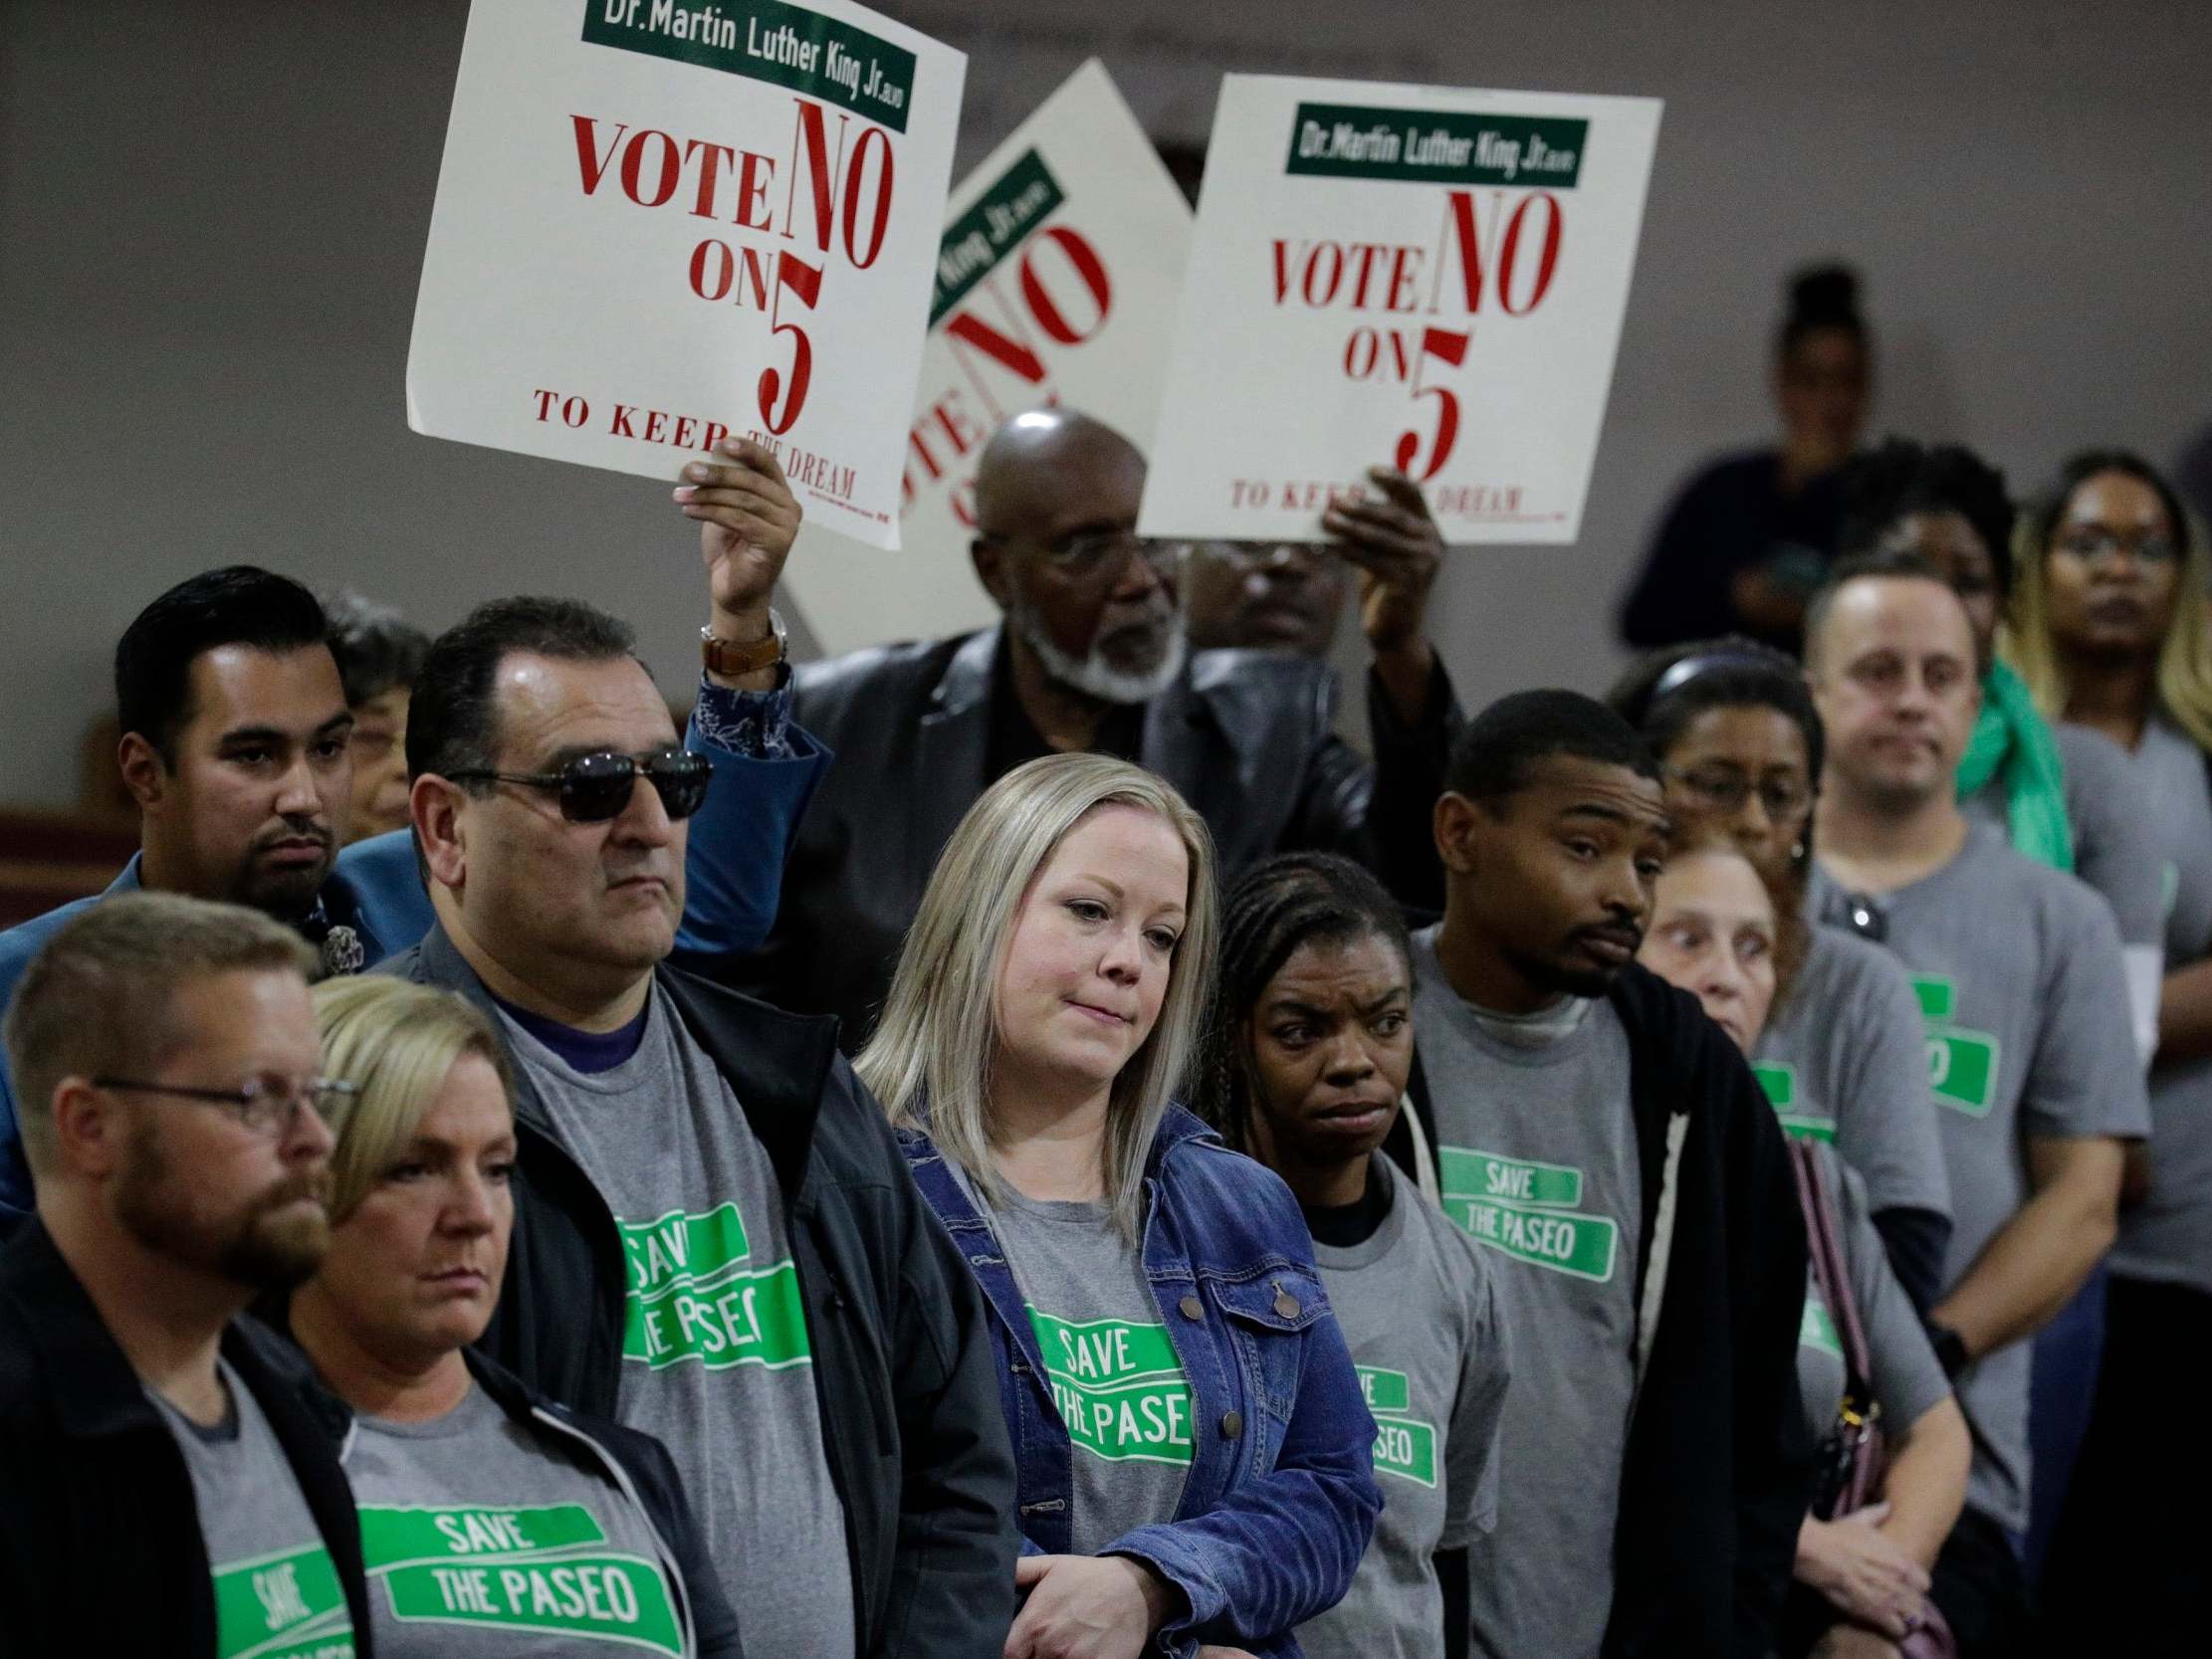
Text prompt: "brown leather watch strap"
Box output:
[[701, 620, 784, 678]]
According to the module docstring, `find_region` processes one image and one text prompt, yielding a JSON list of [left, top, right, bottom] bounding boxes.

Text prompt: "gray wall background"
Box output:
[[4, 0, 2207, 809]]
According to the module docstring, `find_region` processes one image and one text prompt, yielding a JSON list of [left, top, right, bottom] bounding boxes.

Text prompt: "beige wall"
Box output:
[[4, 0, 2207, 806]]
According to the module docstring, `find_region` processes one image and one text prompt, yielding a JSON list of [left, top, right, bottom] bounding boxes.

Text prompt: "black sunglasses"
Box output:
[[448, 746, 712, 823]]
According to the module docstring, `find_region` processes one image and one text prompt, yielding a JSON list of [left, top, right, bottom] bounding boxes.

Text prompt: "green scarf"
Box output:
[[1956, 661, 2075, 871]]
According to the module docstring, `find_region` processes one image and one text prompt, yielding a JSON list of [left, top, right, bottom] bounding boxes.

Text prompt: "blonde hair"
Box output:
[[856, 753, 1218, 1239], [312, 975, 512, 1222], [3, 893, 314, 1175], [2003, 460, 2212, 753]]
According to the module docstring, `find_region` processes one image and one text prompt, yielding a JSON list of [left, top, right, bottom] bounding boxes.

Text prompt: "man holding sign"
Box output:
[[689, 406, 1463, 1040]]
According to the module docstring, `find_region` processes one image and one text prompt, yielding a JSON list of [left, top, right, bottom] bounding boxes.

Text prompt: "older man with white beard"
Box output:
[[706, 405, 1459, 1040]]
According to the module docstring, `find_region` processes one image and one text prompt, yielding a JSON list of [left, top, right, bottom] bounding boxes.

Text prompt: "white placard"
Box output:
[[1138, 76, 1661, 544], [406, 0, 965, 548], [780, 59, 1195, 656]]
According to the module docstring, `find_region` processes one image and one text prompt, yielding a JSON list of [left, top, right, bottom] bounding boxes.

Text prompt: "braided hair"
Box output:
[[1194, 852, 1412, 1155]]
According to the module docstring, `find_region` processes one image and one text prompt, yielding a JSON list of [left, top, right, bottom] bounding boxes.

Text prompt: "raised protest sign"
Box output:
[[1137, 76, 1661, 545], [407, 0, 965, 548], [779, 58, 1194, 656]]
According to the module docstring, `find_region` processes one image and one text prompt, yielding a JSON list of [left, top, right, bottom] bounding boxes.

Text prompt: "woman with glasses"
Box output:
[[2008, 454, 2212, 1640], [1639, 832, 1968, 1659], [281, 975, 742, 1658], [860, 753, 1379, 1659], [1193, 851, 1510, 1659], [1608, 642, 1953, 1314]]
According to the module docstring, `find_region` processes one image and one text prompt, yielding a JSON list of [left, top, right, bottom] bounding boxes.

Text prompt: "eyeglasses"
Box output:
[[983, 526, 1185, 587], [1667, 766, 1814, 821], [92, 1075, 359, 1137], [1206, 540, 1327, 575], [446, 746, 712, 824], [2054, 526, 2178, 566]]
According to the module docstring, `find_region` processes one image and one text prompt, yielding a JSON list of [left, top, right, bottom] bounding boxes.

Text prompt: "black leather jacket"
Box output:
[[381, 925, 1020, 1659], [739, 626, 1456, 1039]]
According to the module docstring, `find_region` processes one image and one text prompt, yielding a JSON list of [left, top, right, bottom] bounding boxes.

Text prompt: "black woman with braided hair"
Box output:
[[1196, 851, 1509, 1659], [1608, 641, 1952, 1318]]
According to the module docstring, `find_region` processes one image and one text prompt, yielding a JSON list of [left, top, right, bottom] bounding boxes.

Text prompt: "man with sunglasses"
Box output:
[[724, 404, 1460, 1041], [1804, 552, 2146, 1658], [0, 441, 826, 1226], [1, 893, 371, 1656], [381, 593, 1017, 1659]]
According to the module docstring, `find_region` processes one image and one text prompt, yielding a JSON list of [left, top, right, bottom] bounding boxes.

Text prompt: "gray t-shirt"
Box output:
[[1410, 926, 1642, 1659], [1795, 1143, 1952, 1449], [1298, 1154, 1511, 1659], [148, 1357, 359, 1659], [1962, 720, 2166, 1055], [345, 1382, 690, 1658], [1755, 922, 1953, 1222], [2110, 713, 2212, 1294], [982, 1182, 1195, 1556], [1813, 826, 2148, 1531], [500, 986, 855, 1659]]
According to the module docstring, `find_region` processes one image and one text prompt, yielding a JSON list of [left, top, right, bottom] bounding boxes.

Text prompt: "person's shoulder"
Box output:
[[792, 630, 977, 709], [332, 829, 420, 900], [1672, 447, 1779, 502], [1160, 1111, 1310, 1241], [1804, 922, 1920, 1005], [0, 892, 109, 989], [1967, 829, 2119, 941], [2053, 720, 2133, 775]]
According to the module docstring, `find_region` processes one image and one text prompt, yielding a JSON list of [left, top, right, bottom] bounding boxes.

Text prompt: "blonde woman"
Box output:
[[2007, 453, 2212, 1640], [859, 753, 1379, 1659], [285, 976, 741, 1658]]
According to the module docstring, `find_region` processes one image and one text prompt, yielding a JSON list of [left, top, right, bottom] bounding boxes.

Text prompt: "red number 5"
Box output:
[[1394, 325, 1470, 483]]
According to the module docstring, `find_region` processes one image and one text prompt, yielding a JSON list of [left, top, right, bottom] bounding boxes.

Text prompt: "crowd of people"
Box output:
[[0, 324, 2204, 1659]]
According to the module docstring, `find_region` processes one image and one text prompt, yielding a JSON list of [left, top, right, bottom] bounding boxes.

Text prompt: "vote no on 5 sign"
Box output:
[[1137, 75, 1661, 546]]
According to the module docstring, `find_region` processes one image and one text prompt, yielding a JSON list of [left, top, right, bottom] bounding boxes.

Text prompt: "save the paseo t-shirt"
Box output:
[[148, 1358, 357, 1659], [345, 1381, 691, 1658]]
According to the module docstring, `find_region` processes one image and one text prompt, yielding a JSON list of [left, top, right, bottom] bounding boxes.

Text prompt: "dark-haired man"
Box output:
[[1393, 689, 1810, 1658], [721, 405, 1458, 1039], [0, 439, 828, 1222], [1804, 559, 2145, 1656], [0, 893, 369, 1656], [382, 591, 1017, 1657]]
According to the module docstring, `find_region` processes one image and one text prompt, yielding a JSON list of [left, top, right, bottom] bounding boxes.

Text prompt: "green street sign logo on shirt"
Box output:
[[210, 1542, 355, 1659], [1356, 1365, 1440, 1488], [619, 1202, 812, 1372], [359, 1503, 682, 1655], [1798, 1296, 1843, 1359], [1755, 1063, 1838, 1144], [1909, 976, 2002, 1117], [1028, 1307, 1197, 1466], [1437, 1145, 1619, 1282]]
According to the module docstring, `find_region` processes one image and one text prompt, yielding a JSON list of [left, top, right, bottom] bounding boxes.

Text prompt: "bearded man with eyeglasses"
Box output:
[[716, 404, 1462, 1042], [379, 586, 1019, 1659], [0, 892, 372, 1657]]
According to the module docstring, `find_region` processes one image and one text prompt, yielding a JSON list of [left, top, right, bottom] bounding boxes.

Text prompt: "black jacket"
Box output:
[[740, 626, 1455, 1038], [0, 1220, 376, 1658], [385, 925, 1020, 1659], [1385, 961, 1815, 1659]]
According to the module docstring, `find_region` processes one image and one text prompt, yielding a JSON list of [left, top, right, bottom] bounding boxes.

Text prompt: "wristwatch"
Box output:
[[701, 609, 787, 679]]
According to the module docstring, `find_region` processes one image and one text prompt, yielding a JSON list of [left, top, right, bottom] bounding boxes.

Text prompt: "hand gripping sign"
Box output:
[[1137, 76, 1661, 545], [406, 0, 965, 548], [777, 59, 1194, 657]]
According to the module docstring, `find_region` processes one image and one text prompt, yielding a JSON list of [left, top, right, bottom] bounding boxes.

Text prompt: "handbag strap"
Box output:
[[1788, 1141, 1877, 1407]]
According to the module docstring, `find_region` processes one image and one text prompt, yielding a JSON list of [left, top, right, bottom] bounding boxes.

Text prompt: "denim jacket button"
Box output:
[[1219, 1409, 1243, 1440], [1178, 1293, 1204, 1321], [1273, 1285, 1300, 1319]]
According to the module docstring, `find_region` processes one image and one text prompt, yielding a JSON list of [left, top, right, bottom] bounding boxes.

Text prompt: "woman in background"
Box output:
[[1619, 265, 1871, 655]]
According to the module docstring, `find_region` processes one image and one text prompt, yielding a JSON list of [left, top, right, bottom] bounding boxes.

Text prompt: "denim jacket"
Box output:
[[899, 1105, 1380, 1659]]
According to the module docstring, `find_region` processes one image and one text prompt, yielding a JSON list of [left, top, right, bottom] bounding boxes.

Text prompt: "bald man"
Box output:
[[702, 407, 1460, 1040], [1803, 552, 2144, 1658]]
